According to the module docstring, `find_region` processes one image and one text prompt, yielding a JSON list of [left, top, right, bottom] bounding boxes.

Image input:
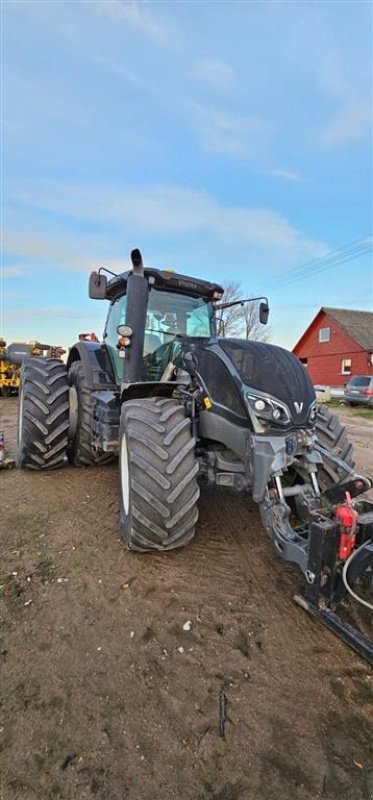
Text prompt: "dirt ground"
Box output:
[[1, 399, 372, 800]]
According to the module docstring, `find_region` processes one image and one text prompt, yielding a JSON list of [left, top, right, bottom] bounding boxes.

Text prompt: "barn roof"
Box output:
[[322, 307, 373, 351]]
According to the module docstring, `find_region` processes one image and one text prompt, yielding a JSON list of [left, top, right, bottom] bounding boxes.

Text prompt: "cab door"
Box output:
[[103, 294, 127, 382]]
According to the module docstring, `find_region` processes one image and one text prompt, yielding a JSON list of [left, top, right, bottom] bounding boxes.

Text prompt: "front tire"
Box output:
[[119, 397, 199, 551], [17, 358, 69, 470]]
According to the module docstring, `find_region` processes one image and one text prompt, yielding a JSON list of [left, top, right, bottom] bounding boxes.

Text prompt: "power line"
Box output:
[[277, 245, 372, 289], [271, 235, 371, 283], [269, 236, 372, 286], [268, 235, 372, 291]]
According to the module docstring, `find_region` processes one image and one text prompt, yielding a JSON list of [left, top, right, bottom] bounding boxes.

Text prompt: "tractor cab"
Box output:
[[90, 253, 224, 383], [89, 250, 270, 387]]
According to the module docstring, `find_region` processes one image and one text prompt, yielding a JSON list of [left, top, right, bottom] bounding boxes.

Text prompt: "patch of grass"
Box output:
[[9, 509, 50, 538], [323, 401, 373, 421], [323, 399, 343, 408], [350, 408, 373, 420]]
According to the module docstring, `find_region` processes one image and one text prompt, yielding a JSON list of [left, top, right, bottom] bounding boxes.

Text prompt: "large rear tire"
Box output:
[[17, 358, 69, 470], [119, 397, 199, 551], [67, 360, 113, 466], [314, 404, 355, 490]]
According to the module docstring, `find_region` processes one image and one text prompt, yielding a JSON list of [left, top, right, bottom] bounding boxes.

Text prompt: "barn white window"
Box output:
[[319, 327, 330, 342], [341, 358, 351, 375]]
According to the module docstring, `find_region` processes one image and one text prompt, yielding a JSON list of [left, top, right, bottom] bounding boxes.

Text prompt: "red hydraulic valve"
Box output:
[[334, 492, 358, 560]]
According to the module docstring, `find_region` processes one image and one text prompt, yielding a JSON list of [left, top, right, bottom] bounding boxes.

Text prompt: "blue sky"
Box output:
[[1, 0, 372, 349]]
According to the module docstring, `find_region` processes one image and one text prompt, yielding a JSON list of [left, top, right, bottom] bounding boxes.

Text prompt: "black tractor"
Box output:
[[17, 249, 373, 660]]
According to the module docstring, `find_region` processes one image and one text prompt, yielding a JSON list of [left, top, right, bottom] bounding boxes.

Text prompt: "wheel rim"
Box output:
[[68, 385, 78, 440], [17, 382, 24, 457], [120, 431, 130, 515]]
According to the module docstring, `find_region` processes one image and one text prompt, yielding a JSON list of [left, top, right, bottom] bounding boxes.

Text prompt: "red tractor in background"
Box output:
[[78, 333, 100, 343]]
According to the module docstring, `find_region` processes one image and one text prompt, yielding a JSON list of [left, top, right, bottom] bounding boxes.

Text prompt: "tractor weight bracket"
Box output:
[[295, 510, 373, 665]]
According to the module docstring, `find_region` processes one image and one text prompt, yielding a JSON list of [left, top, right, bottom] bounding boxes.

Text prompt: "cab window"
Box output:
[[103, 294, 127, 380], [142, 289, 213, 381], [145, 289, 212, 344]]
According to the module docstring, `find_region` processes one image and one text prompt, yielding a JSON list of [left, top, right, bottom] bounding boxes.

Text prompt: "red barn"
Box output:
[[293, 307, 373, 387]]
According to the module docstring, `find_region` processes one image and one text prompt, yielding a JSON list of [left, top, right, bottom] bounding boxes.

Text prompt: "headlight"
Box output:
[[308, 402, 317, 422], [247, 393, 291, 427]]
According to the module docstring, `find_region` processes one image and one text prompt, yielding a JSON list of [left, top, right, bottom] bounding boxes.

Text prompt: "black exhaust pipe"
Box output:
[[123, 249, 148, 383], [130, 248, 144, 276]]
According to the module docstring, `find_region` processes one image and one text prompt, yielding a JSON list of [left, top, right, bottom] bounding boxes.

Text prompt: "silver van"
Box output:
[[344, 375, 373, 406]]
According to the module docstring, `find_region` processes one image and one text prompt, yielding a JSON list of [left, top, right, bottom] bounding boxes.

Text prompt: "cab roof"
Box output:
[[105, 268, 224, 302]]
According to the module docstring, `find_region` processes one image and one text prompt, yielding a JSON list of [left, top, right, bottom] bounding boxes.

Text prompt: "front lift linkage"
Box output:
[[293, 475, 373, 664]]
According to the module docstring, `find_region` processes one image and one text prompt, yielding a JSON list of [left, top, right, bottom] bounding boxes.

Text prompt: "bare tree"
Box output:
[[216, 281, 244, 337], [217, 281, 271, 341], [241, 301, 272, 342]]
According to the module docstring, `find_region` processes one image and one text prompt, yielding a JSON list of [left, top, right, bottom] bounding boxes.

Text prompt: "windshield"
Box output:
[[348, 376, 371, 387], [103, 287, 215, 382], [144, 289, 213, 355]]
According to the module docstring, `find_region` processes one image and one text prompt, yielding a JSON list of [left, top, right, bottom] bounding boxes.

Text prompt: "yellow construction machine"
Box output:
[[0, 340, 67, 396], [0, 338, 20, 396]]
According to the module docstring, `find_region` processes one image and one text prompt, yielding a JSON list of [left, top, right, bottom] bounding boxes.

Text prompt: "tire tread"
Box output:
[[17, 358, 69, 470], [315, 404, 355, 489], [120, 397, 199, 551]]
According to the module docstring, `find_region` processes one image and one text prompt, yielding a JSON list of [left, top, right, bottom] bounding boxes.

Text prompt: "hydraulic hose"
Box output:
[[342, 541, 373, 611]]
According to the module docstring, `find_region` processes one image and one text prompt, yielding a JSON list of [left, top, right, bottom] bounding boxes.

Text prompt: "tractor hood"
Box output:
[[180, 337, 316, 429], [222, 339, 314, 397]]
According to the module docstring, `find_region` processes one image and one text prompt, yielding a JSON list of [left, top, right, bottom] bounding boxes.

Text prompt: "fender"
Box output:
[[120, 380, 184, 403], [67, 342, 117, 390]]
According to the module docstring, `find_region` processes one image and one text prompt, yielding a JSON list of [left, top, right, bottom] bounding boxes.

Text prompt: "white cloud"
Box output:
[[2, 231, 127, 275], [191, 104, 262, 155], [317, 51, 371, 145], [3, 306, 96, 320], [92, 0, 175, 45], [1, 266, 25, 278], [2, 233, 88, 271], [7, 182, 327, 262], [320, 100, 371, 145], [191, 59, 235, 90], [91, 54, 140, 86], [267, 169, 301, 182]]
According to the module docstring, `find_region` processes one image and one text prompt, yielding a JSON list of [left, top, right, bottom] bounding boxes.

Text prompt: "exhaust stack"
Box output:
[[131, 248, 144, 276], [124, 248, 148, 383]]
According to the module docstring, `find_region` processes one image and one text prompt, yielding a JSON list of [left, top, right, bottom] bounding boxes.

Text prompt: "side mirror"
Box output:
[[89, 271, 107, 299], [259, 301, 270, 325]]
